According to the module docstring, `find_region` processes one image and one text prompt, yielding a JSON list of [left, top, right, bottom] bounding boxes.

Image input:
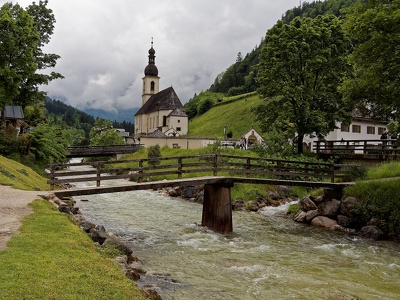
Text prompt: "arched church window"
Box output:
[[151, 81, 155, 91]]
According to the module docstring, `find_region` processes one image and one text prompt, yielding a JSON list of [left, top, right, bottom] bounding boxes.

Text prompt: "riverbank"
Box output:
[[0, 188, 150, 300]]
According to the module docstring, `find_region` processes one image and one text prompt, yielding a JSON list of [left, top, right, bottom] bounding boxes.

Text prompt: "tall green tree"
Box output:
[[0, 3, 39, 109], [342, 0, 400, 120], [254, 15, 353, 154], [0, 1, 62, 110], [90, 119, 124, 146]]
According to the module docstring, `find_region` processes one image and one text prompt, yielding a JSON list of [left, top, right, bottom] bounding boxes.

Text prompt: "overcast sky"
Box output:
[[7, 0, 300, 112]]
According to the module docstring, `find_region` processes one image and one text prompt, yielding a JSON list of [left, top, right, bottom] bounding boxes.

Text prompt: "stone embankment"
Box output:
[[43, 194, 162, 300], [163, 185, 386, 241], [293, 192, 385, 240]]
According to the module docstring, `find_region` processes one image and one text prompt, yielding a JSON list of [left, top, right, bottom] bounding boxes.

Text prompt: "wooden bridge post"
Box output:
[[202, 182, 233, 233]]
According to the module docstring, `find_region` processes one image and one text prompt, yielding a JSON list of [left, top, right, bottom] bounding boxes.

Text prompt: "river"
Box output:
[[70, 164, 400, 299]]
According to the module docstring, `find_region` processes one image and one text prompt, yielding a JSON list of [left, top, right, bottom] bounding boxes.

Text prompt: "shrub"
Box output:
[[147, 145, 161, 166], [345, 179, 400, 236]]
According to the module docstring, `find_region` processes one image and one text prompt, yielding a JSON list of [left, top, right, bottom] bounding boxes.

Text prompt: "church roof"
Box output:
[[147, 129, 166, 137], [135, 86, 184, 115], [168, 107, 188, 117]]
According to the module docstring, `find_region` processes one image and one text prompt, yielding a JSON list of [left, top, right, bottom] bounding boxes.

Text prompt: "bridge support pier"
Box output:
[[202, 183, 233, 233]]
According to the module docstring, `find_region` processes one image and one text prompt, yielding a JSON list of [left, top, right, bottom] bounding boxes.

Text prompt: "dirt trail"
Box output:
[[0, 185, 49, 250]]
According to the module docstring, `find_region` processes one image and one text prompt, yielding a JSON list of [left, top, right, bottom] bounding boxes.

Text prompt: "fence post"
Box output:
[[138, 159, 143, 183], [178, 157, 183, 179], [96, 162, 101, 187], [246, 157, 251, 178], [363, 141, 368, 154], [331, 164, 335, 183], [213, 154, 218, 176], [276, 160, 282, 179], [316, 141, 320, 153], [49, 165, 55, 190]]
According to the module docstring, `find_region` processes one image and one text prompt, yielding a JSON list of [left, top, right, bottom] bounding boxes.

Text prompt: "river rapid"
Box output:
[[70, 163, 400, 300]]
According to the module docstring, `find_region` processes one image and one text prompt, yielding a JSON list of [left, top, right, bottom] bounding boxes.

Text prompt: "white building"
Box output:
[[134, 42, 188, 139], [304, 116, 388, 151]]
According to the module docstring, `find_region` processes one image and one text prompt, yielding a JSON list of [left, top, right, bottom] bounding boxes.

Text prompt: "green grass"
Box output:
[[0, 155, 49, 190], [366, 161, 400, 180], [0, 200, 148, 300], [187, 93, 263, 138]]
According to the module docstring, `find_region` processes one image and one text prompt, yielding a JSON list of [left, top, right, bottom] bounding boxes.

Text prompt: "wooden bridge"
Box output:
[[314, 139, 400, 161], [66, 144, 142, 158], [47, 154, 354, 233]]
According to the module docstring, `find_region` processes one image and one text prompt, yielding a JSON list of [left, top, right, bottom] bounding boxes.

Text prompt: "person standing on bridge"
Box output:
[[381, 130, 389, 152]]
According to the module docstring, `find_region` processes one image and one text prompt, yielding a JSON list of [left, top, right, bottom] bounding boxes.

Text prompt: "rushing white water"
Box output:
[[70, 161, 400, 299]]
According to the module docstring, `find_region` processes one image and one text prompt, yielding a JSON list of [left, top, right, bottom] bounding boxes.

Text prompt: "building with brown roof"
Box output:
[[134, 42, 188, 139]]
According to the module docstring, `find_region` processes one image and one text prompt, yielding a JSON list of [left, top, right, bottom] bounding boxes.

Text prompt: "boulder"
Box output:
[[299, 197, 318, 211], [58, 205, 71, 215], [80, 221, 95, 233], [305, 209, 320, 222], [337, 215, 351, 227], [360, 225, 384, 240], [311, 216, 338, 228], [293, 210, 307, 222], [267, 190, 280, 200], [232, 200, 245, 211], [340, 196, 359, 216], [318, 199, 341, 218], [277, 185, 291, 197], [89, 228, 108, 245]]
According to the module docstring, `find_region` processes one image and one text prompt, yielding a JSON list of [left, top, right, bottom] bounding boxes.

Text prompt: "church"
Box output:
[[134, 42, 188, 139]]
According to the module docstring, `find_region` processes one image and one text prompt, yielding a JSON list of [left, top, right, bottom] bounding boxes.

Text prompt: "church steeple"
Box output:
[[144, 38, 158, 76], [142, 38, 160, 105]]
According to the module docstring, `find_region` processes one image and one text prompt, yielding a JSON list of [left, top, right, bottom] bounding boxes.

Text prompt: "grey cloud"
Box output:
[[6, 0, 300, 114]]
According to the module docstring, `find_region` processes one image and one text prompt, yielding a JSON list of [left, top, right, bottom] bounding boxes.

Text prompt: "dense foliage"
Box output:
[[254, 15, 353, 154], [89, 119, 124, 146], [282, 0, 361, 23], [0, 1, 62, 109], [342, 0, 400, 121]]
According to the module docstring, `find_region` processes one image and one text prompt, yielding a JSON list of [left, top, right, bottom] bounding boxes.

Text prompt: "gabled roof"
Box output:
[[147, 129, 166, 137], [3, 105, 24, 119], [168, 107, 187, 117], [135, 86, 184, 115]]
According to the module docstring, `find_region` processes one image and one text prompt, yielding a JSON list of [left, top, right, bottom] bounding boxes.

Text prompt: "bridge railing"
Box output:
[[66, 144, 142, 157], [46, 154, 353, 189], [314, 139, 399, 155]]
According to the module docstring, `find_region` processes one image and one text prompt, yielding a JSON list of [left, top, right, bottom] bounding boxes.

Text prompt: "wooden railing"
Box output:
[[66, 144, 142, 157], [314, 139, 400, 155], [47, 154, 353, 189]]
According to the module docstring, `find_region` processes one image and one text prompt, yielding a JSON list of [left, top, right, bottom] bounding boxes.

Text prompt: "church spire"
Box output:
[[144, 38, 158, 76]]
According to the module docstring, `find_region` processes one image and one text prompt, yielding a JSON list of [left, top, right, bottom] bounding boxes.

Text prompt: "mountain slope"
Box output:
[[187, 93, 263, 139]]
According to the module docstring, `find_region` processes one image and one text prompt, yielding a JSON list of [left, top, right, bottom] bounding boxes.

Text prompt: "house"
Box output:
[[1, 105, 29, 135], [304, 116, 388, 151], [134, 41, 188, 139], [240, 128, 265, 149]]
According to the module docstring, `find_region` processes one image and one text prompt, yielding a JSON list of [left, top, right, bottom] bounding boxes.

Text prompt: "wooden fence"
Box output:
[[314, 139, 399, 155], [47, 154, 354, 189]]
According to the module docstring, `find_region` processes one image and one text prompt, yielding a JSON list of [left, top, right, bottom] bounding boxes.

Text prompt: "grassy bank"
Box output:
[[0, 155, 48, 191], [0, 200, 148, 300]]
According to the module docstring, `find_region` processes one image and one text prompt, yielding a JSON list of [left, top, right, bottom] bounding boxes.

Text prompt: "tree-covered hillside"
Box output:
[[204, 0, 360, 100], [45, 98, 134, 137]]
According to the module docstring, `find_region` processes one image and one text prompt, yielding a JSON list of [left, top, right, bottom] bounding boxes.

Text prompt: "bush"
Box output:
[[345, 179, 400, 236], [148, 145, 161, 166]]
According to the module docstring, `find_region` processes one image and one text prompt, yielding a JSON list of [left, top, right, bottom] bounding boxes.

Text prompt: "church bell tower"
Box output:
[[142, 38, 160, 105]]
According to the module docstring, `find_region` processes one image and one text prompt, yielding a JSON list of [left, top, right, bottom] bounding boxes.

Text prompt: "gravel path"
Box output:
[[0, 185, 49, 250]]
